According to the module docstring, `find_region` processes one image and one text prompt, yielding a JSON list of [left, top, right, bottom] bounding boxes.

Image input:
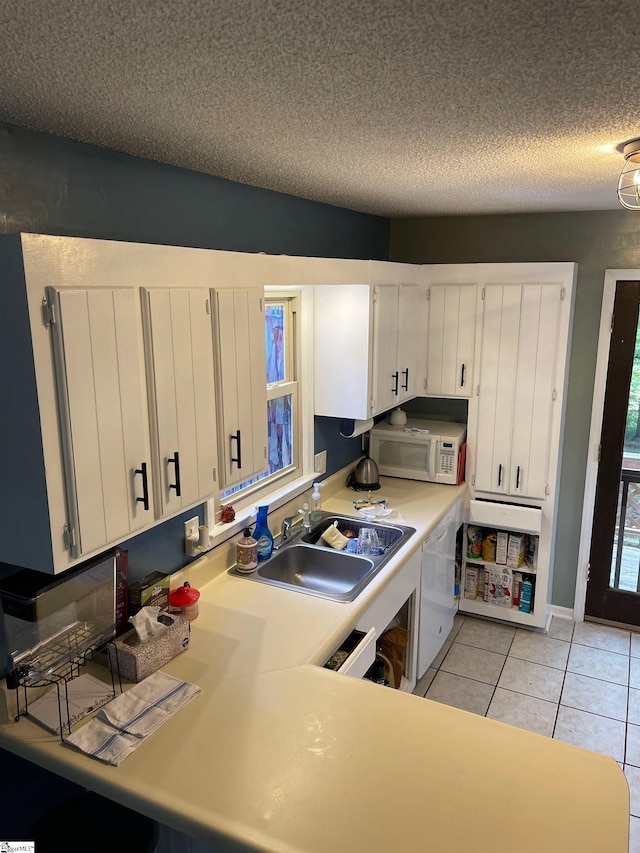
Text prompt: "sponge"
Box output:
[[320, 525, 349, 550]]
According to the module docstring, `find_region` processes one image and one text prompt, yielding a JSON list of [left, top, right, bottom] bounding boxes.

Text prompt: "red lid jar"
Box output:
[[169, 581, 200, 621]]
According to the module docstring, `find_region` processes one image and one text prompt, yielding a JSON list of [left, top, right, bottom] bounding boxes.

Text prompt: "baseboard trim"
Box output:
[[548, 604, 575, 622]]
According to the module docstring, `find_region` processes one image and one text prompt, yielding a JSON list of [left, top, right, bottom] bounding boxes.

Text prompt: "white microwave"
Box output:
[[369, 418, 466, 485]]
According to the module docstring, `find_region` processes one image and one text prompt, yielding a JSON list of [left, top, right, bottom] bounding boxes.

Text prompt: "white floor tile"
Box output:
[[631, 657, 640, 689], [547, 616, 574, 642], [560, 671, 628, 721], [509, 630, 570, 670], [425, 671, 494, 716], [454, 617, 515, 655], [431, 639, 452, 670], [628, 688, 640, 725], [413, 667, 437, 697], [486, 687, 557, 737], [567, 643, 629, 686], [632, 633, 640, 659], [554, 705, 625, 762], [498, 657, 564, 703], [630, 815, 640, 853], [627, 765, 640, 818], [572, 621, 631, 655], [628, 724, 640, 767], [440, 641, 506, 685]]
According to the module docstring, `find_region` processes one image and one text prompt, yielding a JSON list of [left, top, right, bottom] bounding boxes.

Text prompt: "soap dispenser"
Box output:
[[253, 505, 274, 562], [309, 482, 324, 523]]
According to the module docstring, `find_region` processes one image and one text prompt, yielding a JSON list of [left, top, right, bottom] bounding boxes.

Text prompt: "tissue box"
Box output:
[[108, 614, 191, 682]]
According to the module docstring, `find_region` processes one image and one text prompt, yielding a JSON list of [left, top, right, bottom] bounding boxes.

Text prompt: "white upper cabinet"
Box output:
[[425, 284, 477, 398], [314, 271, 422, 420], [474, 282, 563, 500], [48, 287, 153, 556], [142, 288, 219, 516], [213, 288, 268, 488]]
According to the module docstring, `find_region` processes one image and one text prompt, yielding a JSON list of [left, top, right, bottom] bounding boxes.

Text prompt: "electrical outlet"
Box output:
[[314, 450, 327, 475], [184, 516, 200, 556]]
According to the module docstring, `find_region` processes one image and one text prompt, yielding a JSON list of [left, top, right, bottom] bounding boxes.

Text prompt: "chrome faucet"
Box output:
[[275, 503, 311, 550]]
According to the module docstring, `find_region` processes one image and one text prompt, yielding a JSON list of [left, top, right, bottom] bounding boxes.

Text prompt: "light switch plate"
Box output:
[[314, 450, 327, 475]]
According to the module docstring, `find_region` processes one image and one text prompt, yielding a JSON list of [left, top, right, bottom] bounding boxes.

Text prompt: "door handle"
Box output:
[[460, 363, 466, 387], [516, 466, 521, 490], [402, 368, 409, 391], [392, 372, 399, 395], [230, 429, 242, 469], [168, 452, 181, 497], [134, 462, 150, 511], [497, 464, 503, 487]]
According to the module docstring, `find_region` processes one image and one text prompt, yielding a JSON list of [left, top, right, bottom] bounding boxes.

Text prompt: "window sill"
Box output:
[[204, 474, 317, 550]]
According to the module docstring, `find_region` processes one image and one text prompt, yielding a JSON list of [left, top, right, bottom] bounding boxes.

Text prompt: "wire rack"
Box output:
[[8, 620, 122, 741]]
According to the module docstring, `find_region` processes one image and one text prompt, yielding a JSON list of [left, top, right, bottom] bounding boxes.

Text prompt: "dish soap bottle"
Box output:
[[236, 528, 258, 572], [254, 505, 274, 562], [309, 482, 324, 523]]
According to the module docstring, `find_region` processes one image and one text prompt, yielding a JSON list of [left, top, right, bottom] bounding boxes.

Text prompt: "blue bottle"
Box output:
[[254, 505, 274, 561]]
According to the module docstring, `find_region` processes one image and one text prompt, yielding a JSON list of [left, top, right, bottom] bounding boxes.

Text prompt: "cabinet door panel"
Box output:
[[55, 288, 150, 555], [145, 288, 217, 514], [426, 284, 476, 398], [511, 285, 560, 498], [396, 284, 420, 400], [426, 285, 446, 395], [475, 285, 521, 493], [456, 285, 477, 397], [372, 284, 399, 413], [215, 289, 267, 487]]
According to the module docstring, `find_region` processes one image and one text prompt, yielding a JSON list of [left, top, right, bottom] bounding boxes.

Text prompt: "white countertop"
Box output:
[[0, 478, 630, 852]]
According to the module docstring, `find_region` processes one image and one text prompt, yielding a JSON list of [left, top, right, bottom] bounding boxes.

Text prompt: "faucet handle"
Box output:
[[298, 502, 311, 529]]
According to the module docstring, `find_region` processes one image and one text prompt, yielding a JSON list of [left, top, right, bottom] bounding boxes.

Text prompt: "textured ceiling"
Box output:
[[0, 0, 639, 217]]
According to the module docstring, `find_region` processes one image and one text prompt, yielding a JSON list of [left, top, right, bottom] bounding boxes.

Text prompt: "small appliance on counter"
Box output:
[[369, 418, 466, 485], [346, 454, 381, 491]]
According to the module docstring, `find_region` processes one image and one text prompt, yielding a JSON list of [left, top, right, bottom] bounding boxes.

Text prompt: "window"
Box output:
[[221, 293, 300, 501]]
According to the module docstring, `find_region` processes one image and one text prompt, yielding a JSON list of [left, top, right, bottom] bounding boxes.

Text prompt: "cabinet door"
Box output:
[[474, 285, 521, 494], [49, 287, 152, 556], [372, 284, 399, 414], [214, 289, 268, 488], [426, 284, 476, 397], [510, 285, 561, 499], [143, 288, 218, 516], [396, 284, 420, 401]]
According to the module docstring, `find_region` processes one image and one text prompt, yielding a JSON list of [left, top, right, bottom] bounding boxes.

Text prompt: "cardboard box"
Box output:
[[506, 534, 526, 569], [128, 571, 169, 614], [464, 566, 479, 600], [106, 614, 191, 682], [495, 531, 508, 565], [487, 571, 513, 608]]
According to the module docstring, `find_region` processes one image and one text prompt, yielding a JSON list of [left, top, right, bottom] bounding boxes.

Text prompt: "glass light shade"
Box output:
[[618, 139, 640, 210]]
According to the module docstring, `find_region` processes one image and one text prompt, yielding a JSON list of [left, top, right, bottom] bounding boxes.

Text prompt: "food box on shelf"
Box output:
[[487, 571, 513, 608]]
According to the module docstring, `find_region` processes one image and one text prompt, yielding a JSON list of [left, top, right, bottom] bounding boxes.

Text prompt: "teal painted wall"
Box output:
[[391, 209, 640, 608]]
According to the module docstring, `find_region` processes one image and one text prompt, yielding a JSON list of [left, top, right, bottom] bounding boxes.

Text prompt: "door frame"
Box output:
[[574, 269, 640, 621]]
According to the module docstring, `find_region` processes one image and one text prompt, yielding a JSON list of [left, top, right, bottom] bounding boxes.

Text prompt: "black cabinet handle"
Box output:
[[497, 464, 503, 487], [460, 363, 466, 387], [516, 466, 521, 489], [230, 429, 242, 469], [402, 368, 409, 391], [134, 462, 150, 511], [168, 452, 181, 497], [392, 372, 399, 395]]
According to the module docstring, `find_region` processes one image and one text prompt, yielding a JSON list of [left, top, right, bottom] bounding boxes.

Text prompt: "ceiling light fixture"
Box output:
[[617, 138, 640, 210]]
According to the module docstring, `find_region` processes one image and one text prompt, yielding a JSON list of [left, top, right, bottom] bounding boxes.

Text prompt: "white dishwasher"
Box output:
[[418, 500, 463, 679]]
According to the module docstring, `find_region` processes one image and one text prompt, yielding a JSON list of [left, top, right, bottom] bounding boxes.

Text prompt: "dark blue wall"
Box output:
[[0, 123, 388, 583]]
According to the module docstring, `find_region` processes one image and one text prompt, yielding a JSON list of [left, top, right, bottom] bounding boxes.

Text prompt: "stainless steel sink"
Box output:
[[228, 512, 415, 602]]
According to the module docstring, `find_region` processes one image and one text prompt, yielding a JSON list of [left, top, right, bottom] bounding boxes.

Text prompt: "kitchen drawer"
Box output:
[[469, 499, 542, 534], [324, 627, 377, 679]]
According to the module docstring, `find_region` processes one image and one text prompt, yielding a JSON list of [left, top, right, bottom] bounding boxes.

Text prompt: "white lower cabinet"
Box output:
[[459, 499, 547, 628], [142, 288, 219, 517], [418, 498, 463, 677]]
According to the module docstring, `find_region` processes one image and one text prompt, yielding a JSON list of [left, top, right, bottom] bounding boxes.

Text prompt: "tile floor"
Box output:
[[413, 613, 640, 851]]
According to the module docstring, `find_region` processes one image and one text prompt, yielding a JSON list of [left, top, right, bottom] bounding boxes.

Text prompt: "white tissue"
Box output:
[[129, 606, 167, 642]]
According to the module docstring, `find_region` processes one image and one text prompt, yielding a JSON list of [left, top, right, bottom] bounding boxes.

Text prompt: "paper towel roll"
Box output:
[[339, 418, 374, 439]]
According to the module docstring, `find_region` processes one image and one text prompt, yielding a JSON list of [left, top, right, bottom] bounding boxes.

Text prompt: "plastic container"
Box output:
[[254, 505, 274, 561], [168, 582, 200, 621], [236, 528, 258, 572], [309, 482, 324, 523]]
